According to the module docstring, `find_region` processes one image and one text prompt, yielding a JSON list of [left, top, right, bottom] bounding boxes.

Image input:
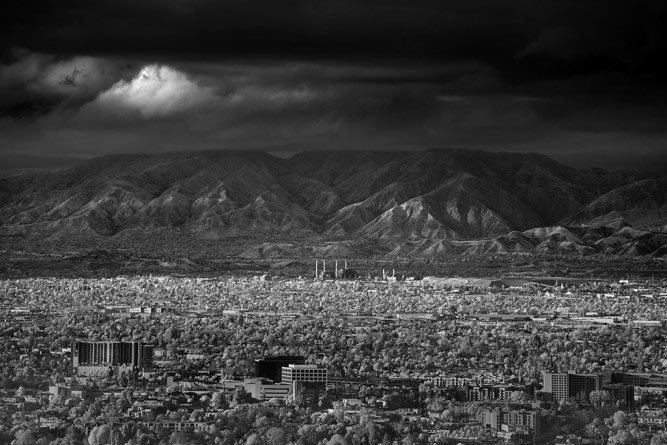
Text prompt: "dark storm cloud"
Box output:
[[0, 0, 666, 172], [2, 0, 524, 59], [3, 0, 666, 77]]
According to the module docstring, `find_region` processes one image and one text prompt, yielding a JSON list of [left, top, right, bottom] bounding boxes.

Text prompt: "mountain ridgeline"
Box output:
[[1, 149, 666, 257]]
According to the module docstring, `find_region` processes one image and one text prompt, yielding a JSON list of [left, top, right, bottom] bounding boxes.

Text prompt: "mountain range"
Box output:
[[1, 149, 666, 257]]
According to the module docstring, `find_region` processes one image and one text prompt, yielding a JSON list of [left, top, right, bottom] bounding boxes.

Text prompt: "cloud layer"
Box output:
[[0, 0, 666, 173]]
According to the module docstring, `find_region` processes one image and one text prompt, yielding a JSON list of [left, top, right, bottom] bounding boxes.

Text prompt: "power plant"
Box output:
[[314, 259, 357, 280]]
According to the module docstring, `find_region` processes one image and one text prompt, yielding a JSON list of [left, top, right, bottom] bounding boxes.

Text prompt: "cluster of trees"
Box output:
[[5, 403, 431, 445], [584, 411, 667, 445]]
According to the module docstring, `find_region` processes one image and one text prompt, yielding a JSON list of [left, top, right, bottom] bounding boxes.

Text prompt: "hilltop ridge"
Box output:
[[1, 149, 665, 257]]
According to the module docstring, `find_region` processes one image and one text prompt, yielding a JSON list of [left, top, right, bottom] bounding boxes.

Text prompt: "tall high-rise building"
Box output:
[[569, 373, 604, 399], [542, 371, 604, 401], [542, 372, 569, 401], [74, 341, 153, 368]]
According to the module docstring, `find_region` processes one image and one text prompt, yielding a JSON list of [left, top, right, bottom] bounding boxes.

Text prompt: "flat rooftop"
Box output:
[[283, 364, 325, 370]]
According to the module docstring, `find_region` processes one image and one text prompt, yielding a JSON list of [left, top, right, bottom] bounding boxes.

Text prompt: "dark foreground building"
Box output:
[[255, 355, 305, 383]]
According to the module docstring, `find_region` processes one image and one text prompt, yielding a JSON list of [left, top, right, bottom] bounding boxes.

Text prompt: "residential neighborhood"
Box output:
[[1, 273, 666, 444]]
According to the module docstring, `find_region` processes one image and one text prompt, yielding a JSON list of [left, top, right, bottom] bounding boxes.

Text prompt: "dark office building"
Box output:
[[255, 355, 305, 383], [611, 372, 667, 388], [569, 373, 605, 400], [605, 383, 635, 407]]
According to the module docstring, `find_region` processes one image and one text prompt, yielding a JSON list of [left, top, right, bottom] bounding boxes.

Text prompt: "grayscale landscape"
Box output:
[[1, 1, 666, 444]]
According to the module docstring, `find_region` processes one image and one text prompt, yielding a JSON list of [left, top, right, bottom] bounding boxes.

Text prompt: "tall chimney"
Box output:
[[323, 260, 326, 273], [335, 260, 338, 278], [315, 260, 318, 279], [344, 260, 348, 269]]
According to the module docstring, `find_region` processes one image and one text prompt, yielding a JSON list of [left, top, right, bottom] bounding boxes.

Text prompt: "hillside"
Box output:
[[1, 149, 665, 257]]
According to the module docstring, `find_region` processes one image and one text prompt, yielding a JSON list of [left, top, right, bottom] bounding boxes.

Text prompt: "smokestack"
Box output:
[[323, 260, 326, 273], [344, 260, 348, 269], [382, 269, 386, 280], [315, 260, 318, 279], [335, 260, 338, 278], [393, 269, 395, 277]]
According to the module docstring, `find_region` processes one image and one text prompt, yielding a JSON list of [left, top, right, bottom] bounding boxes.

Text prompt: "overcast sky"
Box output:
[[1, 0, 666, 172]]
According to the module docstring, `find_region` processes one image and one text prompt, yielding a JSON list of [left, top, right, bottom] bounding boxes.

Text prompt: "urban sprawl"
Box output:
[[2, 264, 667, 445]]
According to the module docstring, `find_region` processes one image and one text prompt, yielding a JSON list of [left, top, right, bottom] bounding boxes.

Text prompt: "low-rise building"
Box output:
[[281, 364, 328, 385], [243, 378, 291, 401]]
